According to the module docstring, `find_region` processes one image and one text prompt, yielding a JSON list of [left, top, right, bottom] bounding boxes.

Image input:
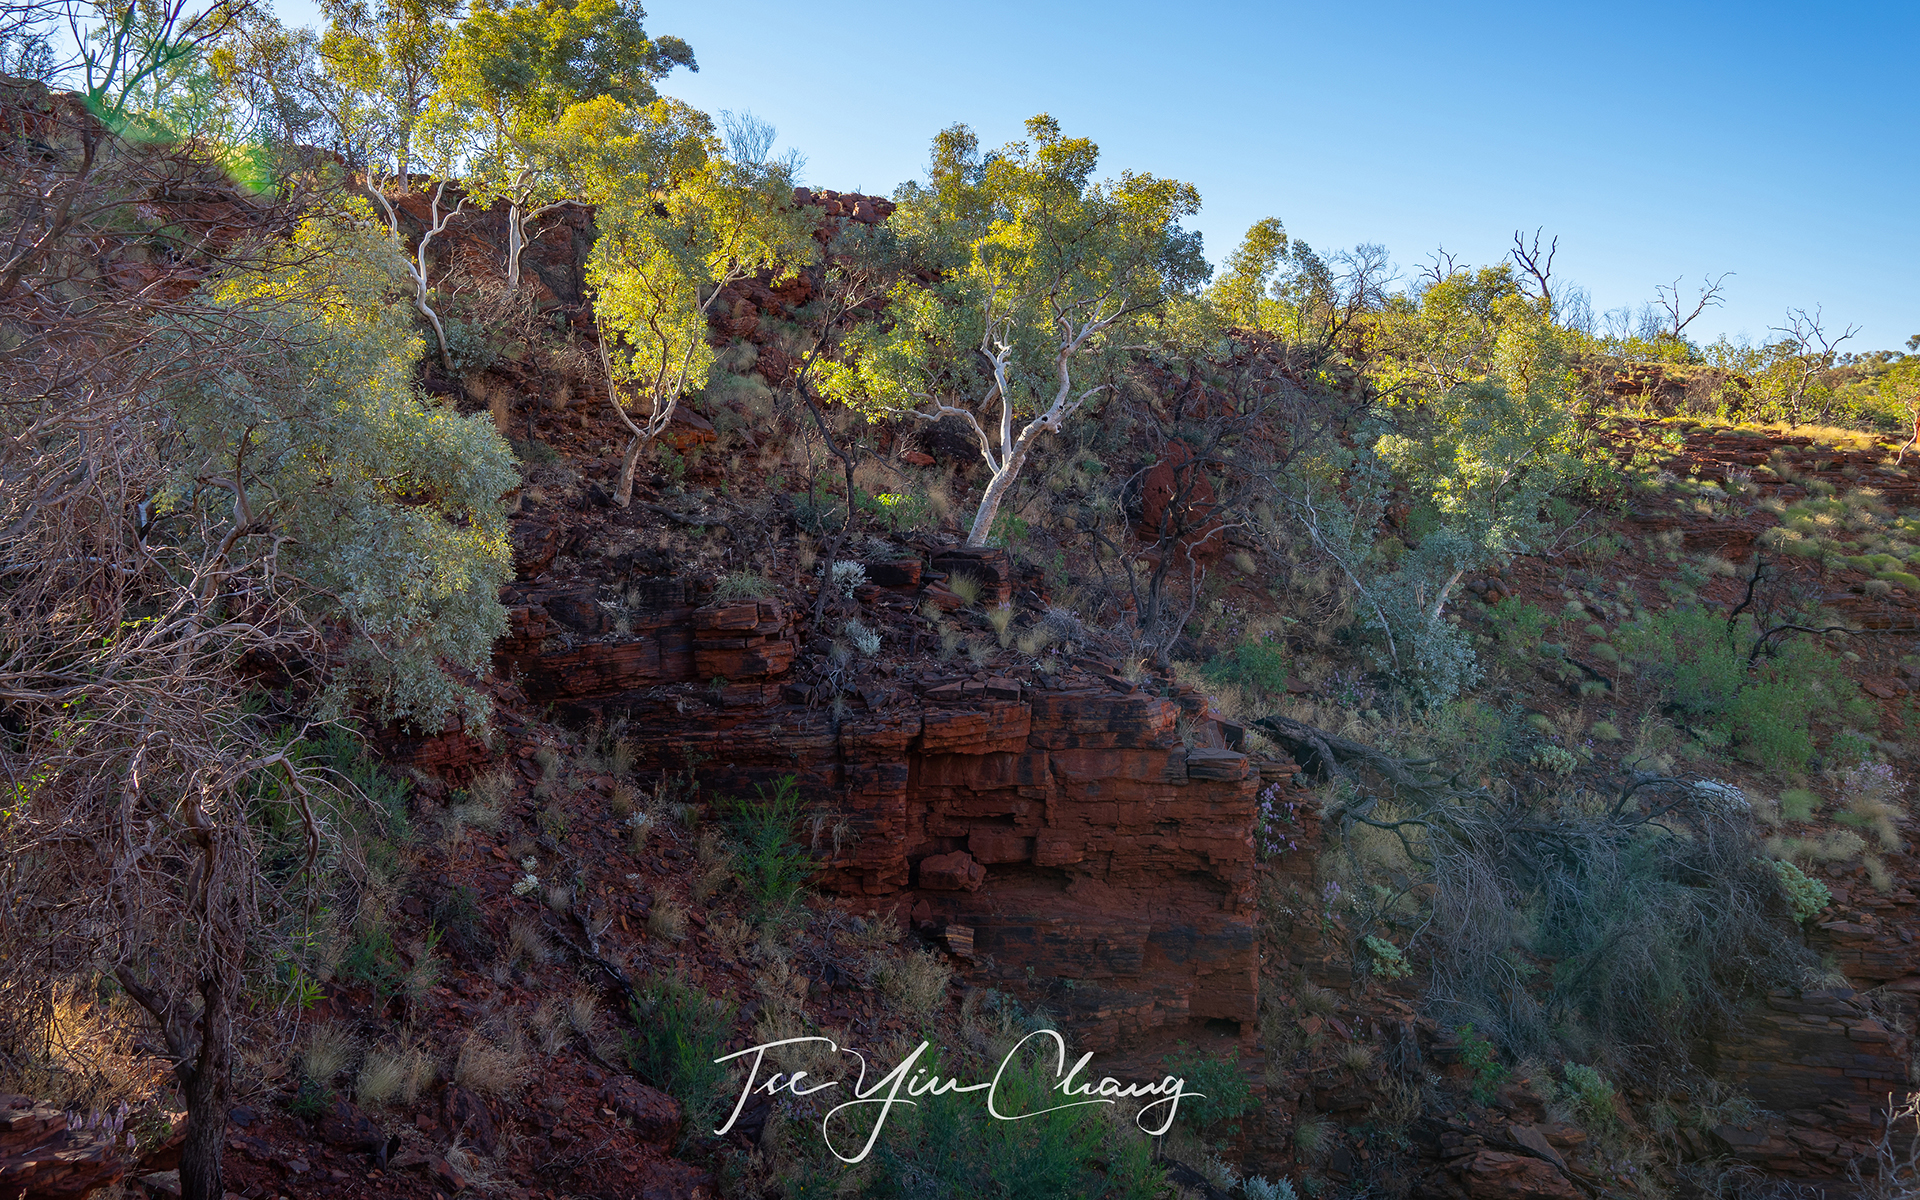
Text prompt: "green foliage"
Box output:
[[1614, 606, 1869, 774], [179, 215, 517, 730], [289, 1077, 333, 1120], [985, 508, 1031, 547], [1166, 1045, 1255, 1145], [1363, 935, 1411, 980], [1200, 632, 1289, 698], [1457, 1023, 1508, 1105], [713, 570, 772, 600], [432, 0, 697, 223], [588, 113, 817, 491], [1778, 788, 1819, 821], [1488, 597, 1548, 649], [858, 488, 932, 534], [1557, 1063, 1618, 1130], [824, 115, 1206, 547], [1368, 529, 1484, 705], [441, 314, 503, 373], [864, 1046, 1166, 1200], [319, 0, 461, 180], [1530, 745, 1579, 776], [626, 972, 737, 1139], [725, 775, 815, 921], [1772, 858, 1832, 923], [311, 727, 413, 844], [337, 925, 403, 996]]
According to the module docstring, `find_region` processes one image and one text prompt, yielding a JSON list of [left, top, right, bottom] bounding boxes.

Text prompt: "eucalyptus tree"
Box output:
[[319, 0, 459, 188], [432, 0, 695, 288], [823, 115, 1208, 547], [585, 104, 816, 507]]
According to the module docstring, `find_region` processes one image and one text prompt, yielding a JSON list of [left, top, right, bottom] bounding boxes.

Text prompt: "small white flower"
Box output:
[[520, 855, 538, 872], [512, 873, 541, 897]]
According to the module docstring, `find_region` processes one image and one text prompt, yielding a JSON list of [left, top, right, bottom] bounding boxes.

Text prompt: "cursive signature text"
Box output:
[[714, 1029, 1199, 1163]]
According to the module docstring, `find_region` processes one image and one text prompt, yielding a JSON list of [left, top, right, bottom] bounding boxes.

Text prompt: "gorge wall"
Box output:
[[466, 544, 1298, 1054]]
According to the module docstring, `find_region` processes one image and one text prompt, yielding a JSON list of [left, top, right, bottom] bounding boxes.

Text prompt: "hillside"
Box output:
[[5, 59, 1920, 1200]]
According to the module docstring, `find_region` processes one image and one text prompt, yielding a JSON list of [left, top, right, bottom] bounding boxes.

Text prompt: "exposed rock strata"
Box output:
[[478, 576, 1280, 1050]]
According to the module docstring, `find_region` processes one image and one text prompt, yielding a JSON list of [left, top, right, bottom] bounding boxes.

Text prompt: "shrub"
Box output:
[[626, 973, 737, 1138], [1363, 935, 1412, 980], [1364, 530, 1484, 704], [829, 560, 867, 598], [1614, 606, 1868, 773], [1246, 1178, 1299, 1200], [1558, 1062, 1618, 1130], [337, 926, 403, 998], [1772, 859, 1832, 923], [860, 489, 932, 533], [1489, 597, 1549, 648], [1458, 1023, 1507, 1104], [1200, 631, 1290, 698], [1165, 1045, 1256, 1145], [865, 1042, 1163, 1200], [842, 620, 882, 657], [1530, 745, 1579, 776], [725, 775, 816, 921]]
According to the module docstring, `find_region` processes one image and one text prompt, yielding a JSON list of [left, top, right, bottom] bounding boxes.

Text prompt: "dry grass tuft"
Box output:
[[946, 572, 982, 607], [876, 949, 952, 1017], [1296, 982, 1340, 1018], [531, 999, 569, 1054], [649, 900, 689, 942], [987, 604, 1014, 648], [302, 1023, 357, 1083], [567, 987, 600, 1038], [507, 915, 548, 967], [357, 1045, 435, 1107], [453, 1022, 529, 1098]]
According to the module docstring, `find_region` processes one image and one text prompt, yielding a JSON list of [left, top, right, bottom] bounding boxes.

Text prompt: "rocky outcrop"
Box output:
[[1695, 985, 1912, 1178], [477, 546, 1290, 1051], [0, 1096, 127, 1199]]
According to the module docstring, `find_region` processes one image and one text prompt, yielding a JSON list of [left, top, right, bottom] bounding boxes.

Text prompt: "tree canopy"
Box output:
[[824, 114, 1208, 546]]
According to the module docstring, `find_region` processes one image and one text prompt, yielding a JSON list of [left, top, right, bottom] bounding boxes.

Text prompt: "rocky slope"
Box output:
[[14, 145, 1920, 1199]]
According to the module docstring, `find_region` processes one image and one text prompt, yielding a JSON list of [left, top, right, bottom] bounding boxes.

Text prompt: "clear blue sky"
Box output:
[[281, 0, 1920, 351]]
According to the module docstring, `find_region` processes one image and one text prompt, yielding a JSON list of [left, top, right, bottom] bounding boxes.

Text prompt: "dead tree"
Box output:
[[1655, 272, 1733, 339], [1509, 227, 1557, 312]]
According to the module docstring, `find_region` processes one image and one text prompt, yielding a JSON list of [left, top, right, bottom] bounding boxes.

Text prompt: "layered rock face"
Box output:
[[1695, 986, 1911, 1176], [0, 1096, 127, 1199], [484, 575, 1271, 1051]]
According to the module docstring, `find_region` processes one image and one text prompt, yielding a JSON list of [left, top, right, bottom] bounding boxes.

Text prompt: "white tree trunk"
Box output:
[[506, 199, 523, 290]]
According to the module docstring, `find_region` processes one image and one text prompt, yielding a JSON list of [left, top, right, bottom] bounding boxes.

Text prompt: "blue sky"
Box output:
[[281, 0, 1918, 350]]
